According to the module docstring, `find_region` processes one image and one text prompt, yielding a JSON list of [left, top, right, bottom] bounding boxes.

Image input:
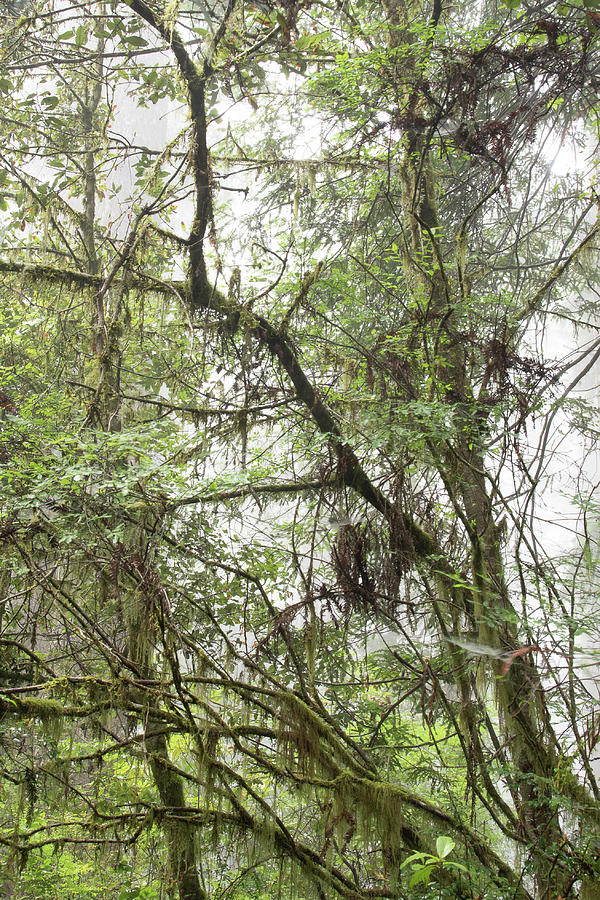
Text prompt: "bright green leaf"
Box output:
[[436, 836, 455, 859]]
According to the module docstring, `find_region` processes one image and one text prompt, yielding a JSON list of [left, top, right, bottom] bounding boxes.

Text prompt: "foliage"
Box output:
[[0, 0, 599, 898], [400, 836, 471, 891]]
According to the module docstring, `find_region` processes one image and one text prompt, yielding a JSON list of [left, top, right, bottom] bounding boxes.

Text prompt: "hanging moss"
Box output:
[[277, 701, 322, 775], [582, 877, 600, 900]]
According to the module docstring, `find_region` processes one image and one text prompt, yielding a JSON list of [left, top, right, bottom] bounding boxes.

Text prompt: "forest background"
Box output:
[[0, 0, 600, 897]]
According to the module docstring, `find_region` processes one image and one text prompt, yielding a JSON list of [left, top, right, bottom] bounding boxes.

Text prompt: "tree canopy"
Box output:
[[1, 0, 600, 897]]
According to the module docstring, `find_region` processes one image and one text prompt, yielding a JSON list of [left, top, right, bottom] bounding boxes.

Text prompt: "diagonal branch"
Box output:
[[124, 0, 213, 306]]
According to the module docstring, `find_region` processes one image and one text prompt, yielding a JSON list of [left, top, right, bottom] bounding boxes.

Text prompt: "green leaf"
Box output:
[[408, 865, 434, 887], [124, 35, 149, 47], [75, 25, 87, 46], [436, 835, 455, 858], [447, 862, 470, 873], [400, 851, 429, 869]]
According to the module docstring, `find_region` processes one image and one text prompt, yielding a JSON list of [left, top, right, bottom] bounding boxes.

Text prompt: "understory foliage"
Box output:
[[1, 0, 600, 897]]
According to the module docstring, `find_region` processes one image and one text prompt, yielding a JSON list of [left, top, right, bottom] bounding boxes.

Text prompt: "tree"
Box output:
[[0, 0, 600, 897]]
